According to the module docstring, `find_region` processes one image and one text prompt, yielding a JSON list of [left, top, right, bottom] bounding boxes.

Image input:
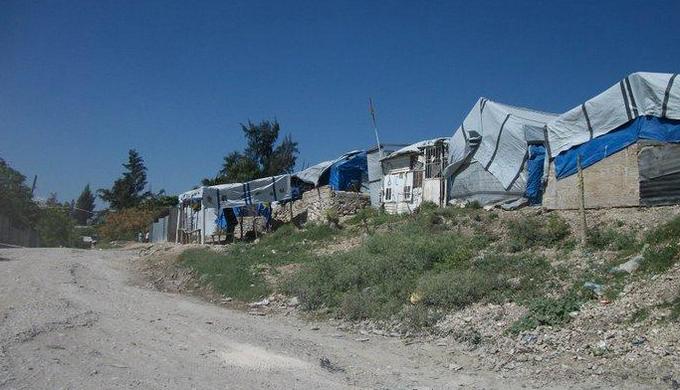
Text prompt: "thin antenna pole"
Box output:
[[31, 175, 37, 196], [369, 98, 383, 158]]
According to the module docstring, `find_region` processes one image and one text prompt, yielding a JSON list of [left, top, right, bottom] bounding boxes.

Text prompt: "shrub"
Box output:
[[587, 226, 639, 252], [639, 244, 679, 274], [97, 207, 158, 241], [506, 214, 570, 250], [510, 292, 583, 334], [36, 207, 76, 247], [645, 215, 680, 245], [417, 269, 506, 309]]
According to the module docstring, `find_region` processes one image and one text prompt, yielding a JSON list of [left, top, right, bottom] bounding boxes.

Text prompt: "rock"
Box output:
[[310, 326, 320, 330], [355, 337, 370, 342], [610, 253, 644, 274], [287, 296, 300, 307], [248, 298, 270, 308], [449, 364, 464, 371], [584, 282, 604, 297]]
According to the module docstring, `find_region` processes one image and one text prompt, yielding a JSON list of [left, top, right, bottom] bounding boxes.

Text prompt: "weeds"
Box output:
[[180, 248, 269, 301], [510, 292, 583, 334], [506, 214, 570, 251]]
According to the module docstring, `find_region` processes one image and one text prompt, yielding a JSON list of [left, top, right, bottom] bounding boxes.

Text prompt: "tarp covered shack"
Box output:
[[544, 72, 680, 209], [176, 174, 292, 243], [445, 98, 557, 206], [293, 150, 367, 192]]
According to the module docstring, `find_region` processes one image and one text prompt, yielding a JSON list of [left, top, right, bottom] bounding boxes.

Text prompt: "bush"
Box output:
[[510, 292, 583, 334], [587, 226, 639, 252], [645, 215, 680, 245], [97, 207, 159, 241], [506, 214, 570, 250], [639, 244, 679, 274], [36, 207, 76, 247], [417, 269, 506, 309]]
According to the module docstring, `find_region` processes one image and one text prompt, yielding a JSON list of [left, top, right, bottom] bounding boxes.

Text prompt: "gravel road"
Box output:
[[0, 248, 634, 389]]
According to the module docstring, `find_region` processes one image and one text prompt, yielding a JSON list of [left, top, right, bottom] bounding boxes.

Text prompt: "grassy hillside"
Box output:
[[178, 202, 680, 334]]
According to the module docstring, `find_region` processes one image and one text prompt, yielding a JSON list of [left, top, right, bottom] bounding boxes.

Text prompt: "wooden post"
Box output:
[[577, 154, 587, 246], [239, 214, 244, 241], [254, 216, 258, 239]]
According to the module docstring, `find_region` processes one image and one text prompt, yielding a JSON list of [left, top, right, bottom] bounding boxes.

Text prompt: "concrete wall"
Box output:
[[0, 214, 39, 247], [543, 143, 641, 210]]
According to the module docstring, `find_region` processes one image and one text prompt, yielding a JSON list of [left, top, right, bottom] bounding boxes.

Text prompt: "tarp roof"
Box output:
[[292, 150, 363, 186], [380, 138, 448, 161], [446, 98, 557, 189], [548, 72, 680, 158]]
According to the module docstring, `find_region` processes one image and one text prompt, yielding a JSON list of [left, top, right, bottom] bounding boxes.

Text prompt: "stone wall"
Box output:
[[272, 185, 370, 224], [543, 143, 641, 210]]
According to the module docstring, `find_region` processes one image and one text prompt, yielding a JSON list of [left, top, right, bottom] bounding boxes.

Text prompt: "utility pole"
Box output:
[[369, 98, 383, 158]]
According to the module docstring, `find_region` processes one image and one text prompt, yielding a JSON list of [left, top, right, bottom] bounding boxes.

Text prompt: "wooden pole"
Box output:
[[239, 214, 244, 241], [577, 154, 587, 246]]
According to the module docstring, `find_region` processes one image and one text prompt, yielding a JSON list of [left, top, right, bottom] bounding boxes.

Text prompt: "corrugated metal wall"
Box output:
[[639, 143, 680, 206]]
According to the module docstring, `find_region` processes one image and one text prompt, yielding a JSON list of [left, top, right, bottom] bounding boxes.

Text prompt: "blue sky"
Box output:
[[1, 0, 679, 205]]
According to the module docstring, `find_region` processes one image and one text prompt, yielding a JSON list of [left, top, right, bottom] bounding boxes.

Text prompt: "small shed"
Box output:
[[380, 138, 449, 214]]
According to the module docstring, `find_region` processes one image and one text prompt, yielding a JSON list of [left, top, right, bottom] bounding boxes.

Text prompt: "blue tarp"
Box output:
[[525, 145, 546, 205], [555, 116, 680, 179], [216, 204, 272, 231], [329, 152, 368, 191]]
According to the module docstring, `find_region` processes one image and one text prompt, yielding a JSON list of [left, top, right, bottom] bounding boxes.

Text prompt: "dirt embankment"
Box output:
[[135, 206, 680, 389]]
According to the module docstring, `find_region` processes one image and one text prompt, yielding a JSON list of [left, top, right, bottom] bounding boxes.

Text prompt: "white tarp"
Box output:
[[214, 174, 292, 208], [548, 72, 680, 158], [293, 150, 362, 186], [380, 138, 448, 161], [178, 186, 210, 202], [446, 98, 557, 189]]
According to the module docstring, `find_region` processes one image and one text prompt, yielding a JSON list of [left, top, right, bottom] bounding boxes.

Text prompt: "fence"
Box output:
[[149, 208, 178, 243], [0, 214, 39, 247]]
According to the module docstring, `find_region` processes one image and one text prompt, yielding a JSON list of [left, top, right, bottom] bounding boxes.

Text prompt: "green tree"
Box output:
[[98, 149, 151, 210], [0, 158, 38, 227], [204, 120, 299, 185], [74, 184, 96, 225], [34, 193, 76, 247], [36, 204, 75, 247]]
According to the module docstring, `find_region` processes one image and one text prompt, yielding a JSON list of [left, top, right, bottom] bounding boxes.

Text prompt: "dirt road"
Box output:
[[0, 248, 647, 389]]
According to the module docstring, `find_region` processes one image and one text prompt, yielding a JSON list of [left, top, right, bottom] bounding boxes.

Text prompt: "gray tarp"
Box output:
[[446, 98, 557, 190], [548, 72, 680, 158], [213, 174, 292, 208], [380, 138, 448, 161], [449, 160, 526, 206]]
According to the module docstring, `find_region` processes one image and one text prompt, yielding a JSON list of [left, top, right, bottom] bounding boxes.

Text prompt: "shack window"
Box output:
[[384, 187, 392, 201], [413, 171, 423, 188], [403, 185, 412, 201], [424, 143, 449, 179]]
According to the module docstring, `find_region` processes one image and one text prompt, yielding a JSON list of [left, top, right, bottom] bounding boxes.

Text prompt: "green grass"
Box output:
[[179, 223, 343, 300], [587, 226, 640, 253], [509, 292, 584, 334], [506, 214, 571, 251], [284, 206, 557, 322], [180, 248, 269, 300]]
